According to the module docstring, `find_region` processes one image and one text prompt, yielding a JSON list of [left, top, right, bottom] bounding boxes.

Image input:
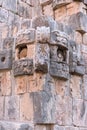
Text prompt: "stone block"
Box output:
[[3, 0, 17, 13], [17, 1, 32, 18], [20, 93, 34, 121], [54, 6, 67, 22], [27, 44, 35, 59], [0, 8, 8, 23], [43, 4, 53, 17], [13, 59, 34, 76], [56, 96, 72, 125], [3, 37, 14, 49], [27, 73, 45, 92], [66, 2, 87, 16], [0, 71, 11, 96], [83, 33, 87, 45], [33, 90, 56, 124], [0, 96, 4, 119], [35, 43, 49, 73], [55, 79, 68, 96], [5, 96, 19, 120], [31, 0, 42, 18], [73, 98, 87, 127], [0, 49, 12, 70], [69, 12, 87, 33], [21, 19, 31, 30], [33, 74, 56, 125], [50, 61, 69, 80], [16, 29, 35, 47], [0, 121, 33, 130], [70, 75, 83, 98], [69, 41, 85, 75], [74, 31, 82, 44], [53, 0, 73, 10], [15, 76, 27, 94]]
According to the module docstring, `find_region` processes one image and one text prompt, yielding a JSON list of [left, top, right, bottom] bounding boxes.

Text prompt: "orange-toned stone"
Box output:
[[15, 76, 27, 94], [27, 73, 45, 92], [66, 2, 86, 16], [43, 4, 54, 17], [27, 44, 35, 59], [20, 93, 34, 121], [0, 71, 11, 96], [54, 6, 67, 21], [70, 75, 82, 98]]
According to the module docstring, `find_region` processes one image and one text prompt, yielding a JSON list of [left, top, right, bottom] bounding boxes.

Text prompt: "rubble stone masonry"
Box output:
[[0, 0, 87, 130]]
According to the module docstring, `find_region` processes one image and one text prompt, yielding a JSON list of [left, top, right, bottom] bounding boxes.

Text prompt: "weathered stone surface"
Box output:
[[3, 0, 17, 13], [20, 93, 34, 121], [50, 61, 69, 80], [69, 12, 87, 33], [70, 75, 83, 98], [0, 71, 11, 96], [13, 59, 33, 76], [36, 26, 50, 43], [27, 73, 45, 92], [5, 96, 19, 120], [73, 98, 87, 127], [0, 96, 4, 119], [43, 3, 54, 17], [17, 1, 32, 18], [33, 75, 56, 124], [0, 8, 8, 23], [0, 121, 33, 130], [21, 19, 31, 30], [33, 91, 56, 124], [15, 76, 27, 94], [50, 30, 68, 48], [69, 41, 85, 75], [53, 0, 73, 10], [55, 79, 69, 96], [83, 33, 87, 45], [56, 96, 72, 125], [0, 49, 12, 70], [35, 43, 49, 73], [16, 29, 35, 47], [3, 37, 14, 49]]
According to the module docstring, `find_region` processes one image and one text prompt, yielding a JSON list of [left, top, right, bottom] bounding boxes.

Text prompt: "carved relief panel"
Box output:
[[13, 29, 35, 76]]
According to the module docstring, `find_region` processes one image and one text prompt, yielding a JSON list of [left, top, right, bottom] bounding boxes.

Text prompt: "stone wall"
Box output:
[[0, 0, 87, 130]]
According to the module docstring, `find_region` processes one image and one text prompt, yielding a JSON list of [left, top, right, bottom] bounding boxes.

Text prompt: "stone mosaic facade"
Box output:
[[0, 0, 87, 130]]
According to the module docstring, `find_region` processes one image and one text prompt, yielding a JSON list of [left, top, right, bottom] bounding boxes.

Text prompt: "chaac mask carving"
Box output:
[[12, 16, 85, 125], [13, 16, 85, 78]]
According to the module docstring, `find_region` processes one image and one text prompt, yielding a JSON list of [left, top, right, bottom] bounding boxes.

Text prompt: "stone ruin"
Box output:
[[0, 0, 87, 130]]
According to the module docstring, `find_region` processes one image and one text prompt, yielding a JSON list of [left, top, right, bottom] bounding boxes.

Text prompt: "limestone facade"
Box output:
[[0, 0, 87, 130]]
